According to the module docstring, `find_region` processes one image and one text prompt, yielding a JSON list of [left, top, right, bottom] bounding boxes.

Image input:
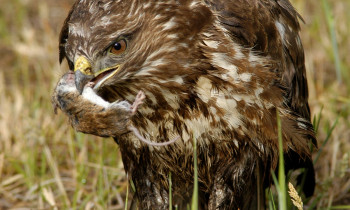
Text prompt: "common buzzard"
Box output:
[[52, 0, 316, 209]]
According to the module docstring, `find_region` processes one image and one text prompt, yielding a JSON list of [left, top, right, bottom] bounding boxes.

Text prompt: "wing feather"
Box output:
[[205, 0, 310, 120], [205, 0, 316, 197]]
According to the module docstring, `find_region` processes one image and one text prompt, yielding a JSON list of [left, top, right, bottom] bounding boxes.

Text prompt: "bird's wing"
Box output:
[[204, 0, 316, 197], [205, 0, 310, 120]]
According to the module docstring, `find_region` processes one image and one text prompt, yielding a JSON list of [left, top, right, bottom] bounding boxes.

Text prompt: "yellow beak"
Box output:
[[74, 56, 93, 75], [73, 56, 121, 93]]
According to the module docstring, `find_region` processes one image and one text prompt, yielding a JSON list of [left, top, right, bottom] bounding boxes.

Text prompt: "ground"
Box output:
[[0, 0, 349, 209]]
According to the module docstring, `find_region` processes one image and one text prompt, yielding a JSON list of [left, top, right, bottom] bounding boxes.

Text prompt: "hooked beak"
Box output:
[[74, 56, 94, 94], [74, 56, 121, 94]]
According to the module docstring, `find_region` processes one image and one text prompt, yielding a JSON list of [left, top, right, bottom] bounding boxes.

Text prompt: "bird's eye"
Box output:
[[110, 39, 127, 55]]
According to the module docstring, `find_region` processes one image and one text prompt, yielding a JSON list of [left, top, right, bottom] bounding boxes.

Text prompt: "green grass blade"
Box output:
[[313, 106, 324, 134], [268, 188, 277, 210], [308, 194, 322, 210], [276, 110, 287, 210], [321, 0, 343, 83], [330, 206, 350, 210], [125, 174, 130, 210], [191, 137, 198, 210], [169, 171, 173, 210], [271, 170, 280, 192], [313, 118, 338, 164]]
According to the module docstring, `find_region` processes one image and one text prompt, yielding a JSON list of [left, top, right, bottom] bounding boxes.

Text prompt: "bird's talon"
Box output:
[[131, 91, 146, 115], [85, 82, 95, 88]]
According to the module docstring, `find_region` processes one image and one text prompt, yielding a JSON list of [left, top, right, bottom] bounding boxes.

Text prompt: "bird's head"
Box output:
[[59, 0, 213, 99]]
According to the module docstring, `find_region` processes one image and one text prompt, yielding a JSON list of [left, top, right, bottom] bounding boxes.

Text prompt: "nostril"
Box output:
[[83, 67, 93, 75], [74, 56, 93, 75]]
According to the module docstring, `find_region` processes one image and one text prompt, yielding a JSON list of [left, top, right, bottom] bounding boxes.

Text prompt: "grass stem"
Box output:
[[277, 110, 287, 210], [169, 172, 173, 210], [191, 137, 198, 210], [321, 0, 343, 83]]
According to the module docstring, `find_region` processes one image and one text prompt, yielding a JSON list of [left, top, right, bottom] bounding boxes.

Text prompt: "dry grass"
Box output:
[[0, 0, 349, 209], [288, 182, 303, 210]]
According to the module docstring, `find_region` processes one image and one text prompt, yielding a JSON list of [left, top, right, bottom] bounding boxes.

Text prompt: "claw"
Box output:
[[131, 91, 146, 115], [85, 81, 95, 88]]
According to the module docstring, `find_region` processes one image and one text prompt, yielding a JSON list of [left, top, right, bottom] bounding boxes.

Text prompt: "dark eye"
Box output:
[[110, 39, 127, 55]]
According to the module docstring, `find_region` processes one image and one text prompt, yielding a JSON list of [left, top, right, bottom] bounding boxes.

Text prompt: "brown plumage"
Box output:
[[53, 0, 317, 209]]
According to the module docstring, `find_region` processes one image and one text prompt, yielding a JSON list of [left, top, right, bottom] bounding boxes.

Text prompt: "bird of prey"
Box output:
[[52, 0, 317, 209]]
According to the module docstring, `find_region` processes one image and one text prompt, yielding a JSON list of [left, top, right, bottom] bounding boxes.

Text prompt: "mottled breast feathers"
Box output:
[[56, 0, 317, 209]]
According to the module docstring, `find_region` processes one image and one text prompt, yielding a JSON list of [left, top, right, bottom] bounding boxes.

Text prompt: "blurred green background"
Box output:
[[0, 0, 349, 209]]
